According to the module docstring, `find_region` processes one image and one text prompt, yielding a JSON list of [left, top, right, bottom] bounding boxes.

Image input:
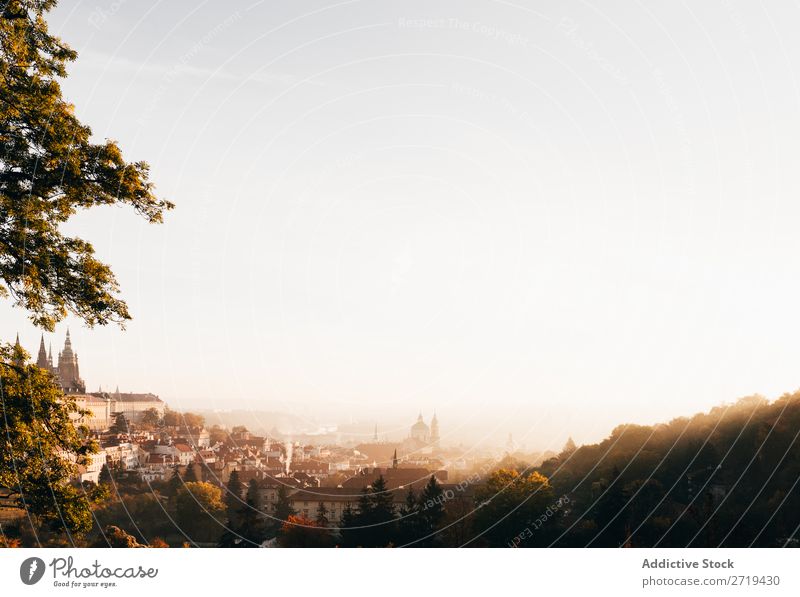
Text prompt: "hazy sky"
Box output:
[[5, 1, 800, 449]]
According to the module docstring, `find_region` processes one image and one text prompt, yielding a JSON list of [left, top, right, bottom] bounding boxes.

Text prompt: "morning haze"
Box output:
[[4, 0, 800, 449]]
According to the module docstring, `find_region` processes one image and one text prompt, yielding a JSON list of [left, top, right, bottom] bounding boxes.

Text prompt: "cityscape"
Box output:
[[1, 332, 533, 547], [2, 0, 800, 578], [3, 332, 800, 549]]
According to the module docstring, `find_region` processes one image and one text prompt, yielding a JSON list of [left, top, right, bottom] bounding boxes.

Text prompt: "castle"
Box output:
[[35, 329, 85, 394], [24, 331, 166, 431]]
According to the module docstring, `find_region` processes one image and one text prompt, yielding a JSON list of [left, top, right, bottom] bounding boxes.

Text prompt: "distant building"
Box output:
[[27, 332, 166, 431], [341, 466, 447, 491], [35, 330, 85, 394], [90, 388, 166, 425], [403, 412, 441, 455], [430, 412, 440, 448], [410, 413, 430, 443]]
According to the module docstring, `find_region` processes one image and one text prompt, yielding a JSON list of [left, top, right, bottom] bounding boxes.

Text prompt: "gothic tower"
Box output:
[[13, 333, 23, 367], [36, 334, 49, 370], [57, 330, 85, 394]]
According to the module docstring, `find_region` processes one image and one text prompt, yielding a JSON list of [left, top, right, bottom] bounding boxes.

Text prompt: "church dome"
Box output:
[[411, 420, 429, 433], [410, 413, 430, 442]]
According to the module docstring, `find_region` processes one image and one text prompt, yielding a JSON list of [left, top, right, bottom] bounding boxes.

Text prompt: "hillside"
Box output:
[[537, 393, 800, 547]]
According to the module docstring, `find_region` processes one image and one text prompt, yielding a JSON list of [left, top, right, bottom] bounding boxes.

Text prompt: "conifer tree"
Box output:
[[109, 412, 130, 435], [224, 469, 244, 527], [165, 467, 183, 497], [315, 502, 329, 527], [182, 462, 199, 483], [271, 484, 295, 535], [98, 463, 113, 486], [338, 503, 358, 547], [349, 475, 396, 547], [417, 476, 446, 546], [396, 485, 421, 546]]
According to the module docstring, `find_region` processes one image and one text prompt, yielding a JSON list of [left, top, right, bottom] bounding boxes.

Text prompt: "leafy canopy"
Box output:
[[0, 343, 100, 536], [0, 0, 173, 330]]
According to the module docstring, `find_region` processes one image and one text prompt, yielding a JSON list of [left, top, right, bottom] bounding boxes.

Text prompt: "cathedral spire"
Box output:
[[12, 333, 23, 366], [36, 334, 48, 369], [56, 328, 84, 394], [392, 449, 398, 469]]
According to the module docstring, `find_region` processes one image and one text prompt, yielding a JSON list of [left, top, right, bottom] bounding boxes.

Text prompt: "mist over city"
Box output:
[[2, 0, 800, 568]]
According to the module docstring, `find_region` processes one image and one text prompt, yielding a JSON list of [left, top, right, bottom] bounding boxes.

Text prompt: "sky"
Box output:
[[4, 0, 800, 449]]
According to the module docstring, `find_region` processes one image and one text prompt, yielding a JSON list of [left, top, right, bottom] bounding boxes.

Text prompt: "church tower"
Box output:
[[430, 411, 440, 448], [36, 334, 49, 370], [13, 333, 24, 367], [57, 330, 85, 394]]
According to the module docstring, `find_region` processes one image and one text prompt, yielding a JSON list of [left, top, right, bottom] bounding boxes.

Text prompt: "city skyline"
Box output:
[[4, 0, 800, 561], [4, 1, 800, 449]]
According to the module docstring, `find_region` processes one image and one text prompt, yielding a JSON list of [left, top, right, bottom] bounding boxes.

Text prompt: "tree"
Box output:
[[182, 463, 198, 483], [591, 466, 629, 547], [473, 469, 554, 547], [272, 484, 295, 532], [180, 412, 204, 432], [0, 0, 173, 330], [224, 469, 244, 527], [92, 491, 173, 546], [175, 482, 225, 543], [439, 494, 474, 548], [340, 486, 374, 548], [98, 463, 113, 486], [368, 476, 396, 535], [338, 503, 357, 546], [278, 515, 334, 548], [139, 408, 161, 430], [246, 479, 260, 509], [315, 502, 329, 527], [395, 485, 421, 546], [208, 425, 228, 445], [92, 525, 144, 548], [109, 412, 130, 435], [237, 479, 268, 546], [417, 475, 446, 546], [342, 475, 396, 547], [220, 478, 268, 547], [165, 467, 183, 496], [0, 343, 100, 536], [162, 410, 181, 428]]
